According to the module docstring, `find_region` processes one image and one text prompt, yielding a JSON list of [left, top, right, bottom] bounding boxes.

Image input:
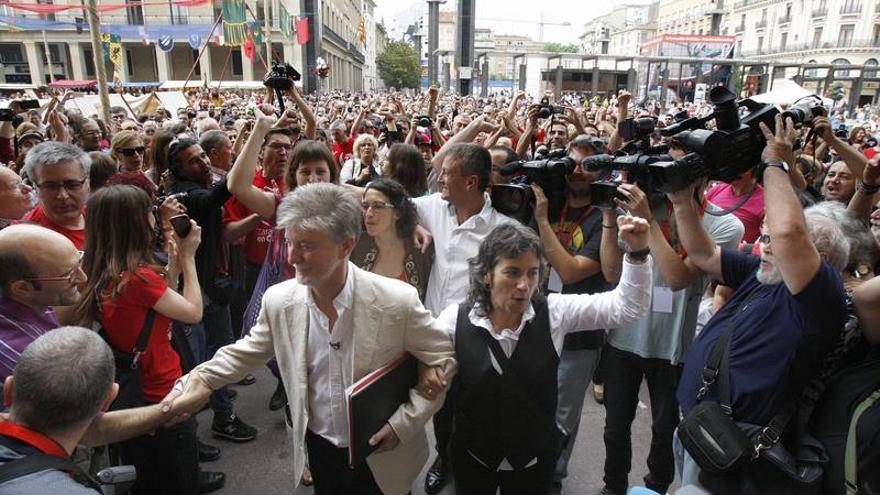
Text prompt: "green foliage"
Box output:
[[376, 41, 421, 89], [544, 42, 579, 53]]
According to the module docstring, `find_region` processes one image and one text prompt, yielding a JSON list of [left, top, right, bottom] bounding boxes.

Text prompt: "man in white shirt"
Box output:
[[161, 183, 456, 495], [412, 143, 516, 493]]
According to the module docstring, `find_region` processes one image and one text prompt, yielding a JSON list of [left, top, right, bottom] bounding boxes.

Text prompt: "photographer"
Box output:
[[596, 158, 743, 494], [671, 115, 850, 489], [528, 135, 624, 494]]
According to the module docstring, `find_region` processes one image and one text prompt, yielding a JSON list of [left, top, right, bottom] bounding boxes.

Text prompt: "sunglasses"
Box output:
[[120, 146, 146, 156]]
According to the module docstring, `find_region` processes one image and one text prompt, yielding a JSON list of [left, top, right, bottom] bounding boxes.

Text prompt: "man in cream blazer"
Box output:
[[162, 183, 456, 495]]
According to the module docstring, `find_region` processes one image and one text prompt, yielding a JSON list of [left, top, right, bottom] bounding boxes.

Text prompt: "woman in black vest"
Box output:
[[430, 220, 654, 495]]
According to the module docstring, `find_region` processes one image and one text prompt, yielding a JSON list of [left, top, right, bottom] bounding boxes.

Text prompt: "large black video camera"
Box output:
[[586, 86, 826, 194], [491, 148, 577, 223], [263, 62, 302, 113], [263, 62, 301, 91], [537, 97, 566, 119]]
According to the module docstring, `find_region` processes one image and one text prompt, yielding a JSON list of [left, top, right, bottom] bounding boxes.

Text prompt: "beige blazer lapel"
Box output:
[[351, 267, 383, 381]]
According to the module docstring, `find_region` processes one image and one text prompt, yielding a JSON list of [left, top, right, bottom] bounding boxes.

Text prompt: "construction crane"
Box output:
[[477, 12, 571, 42]]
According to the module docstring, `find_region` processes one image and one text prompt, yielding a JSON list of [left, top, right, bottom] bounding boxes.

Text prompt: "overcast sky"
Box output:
[[374, 0, 643, 45]]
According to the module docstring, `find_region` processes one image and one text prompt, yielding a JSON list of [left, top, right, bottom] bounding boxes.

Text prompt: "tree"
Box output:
[[377, 41, 421, 89], [544, 42, 579, 53]]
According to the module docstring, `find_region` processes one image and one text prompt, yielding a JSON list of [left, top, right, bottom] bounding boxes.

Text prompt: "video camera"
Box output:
[[416, 115, 432, 128], [490, 148, 578, 223], [263, 62, 302, 113], [585, 86, 826, 194], [537, 97, 566, 119]]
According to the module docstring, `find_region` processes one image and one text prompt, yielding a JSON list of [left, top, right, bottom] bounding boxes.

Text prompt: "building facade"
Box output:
[[0, 0, 373, 91], [656, 0, 720, 35]]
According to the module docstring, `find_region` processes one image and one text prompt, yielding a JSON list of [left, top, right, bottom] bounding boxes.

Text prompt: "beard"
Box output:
[[756, 264, 783, 285]]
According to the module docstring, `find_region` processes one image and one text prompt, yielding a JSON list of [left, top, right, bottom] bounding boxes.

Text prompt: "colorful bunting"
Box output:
[[222, 0, 247, 47], [188, 33, 202, 49], [242, 38, 255, 61], [0, 0, 209, 15], [158, 35, 174, 52]]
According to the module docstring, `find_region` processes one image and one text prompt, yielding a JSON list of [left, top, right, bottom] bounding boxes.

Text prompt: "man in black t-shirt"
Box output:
[[532, 136, 622, 494]]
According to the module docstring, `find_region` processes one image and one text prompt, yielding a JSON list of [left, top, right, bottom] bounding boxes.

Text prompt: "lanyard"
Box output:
[[555, 202, 594, 252], [0, 422, 69, 459]]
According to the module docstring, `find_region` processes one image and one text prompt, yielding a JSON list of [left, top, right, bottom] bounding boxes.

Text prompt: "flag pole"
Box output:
[[85, 0, 111, 126], [182, 14, 223, 91]]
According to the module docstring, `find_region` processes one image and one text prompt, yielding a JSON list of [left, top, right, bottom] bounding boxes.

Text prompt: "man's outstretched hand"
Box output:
[[159, 373, 213, 421]]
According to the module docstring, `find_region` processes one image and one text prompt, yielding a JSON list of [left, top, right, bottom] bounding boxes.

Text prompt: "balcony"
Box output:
[[778, 14, 791, 24], [754, 19, 767, 29], [840, 2, 862, 14], [735, 23, 745, 33], [812, 7, 828, 17]]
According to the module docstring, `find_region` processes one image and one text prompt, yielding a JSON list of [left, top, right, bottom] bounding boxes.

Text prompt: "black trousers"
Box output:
[[601, 344, 682, 494], [452, 441, 555, 495], [117, 416, 199, 495], [432, 389, 454, 461], [305, 430, 383, 495]]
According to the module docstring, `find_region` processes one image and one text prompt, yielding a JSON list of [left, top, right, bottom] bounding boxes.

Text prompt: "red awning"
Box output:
[[48, 80, 97, 89]]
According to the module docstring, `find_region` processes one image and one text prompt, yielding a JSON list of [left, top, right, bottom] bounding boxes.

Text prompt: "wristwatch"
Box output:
[[762, 159, 790, 174], [625, 247, 651, 263]]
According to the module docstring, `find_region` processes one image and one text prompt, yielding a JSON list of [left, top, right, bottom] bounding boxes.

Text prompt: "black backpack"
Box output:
[[810, 345, 880, 495]]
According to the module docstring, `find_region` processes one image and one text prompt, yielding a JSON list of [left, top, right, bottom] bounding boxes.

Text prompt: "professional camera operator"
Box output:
[[595, 139, 744, 495], [671, 115, 850, 489], [528, 136, 621, 495]]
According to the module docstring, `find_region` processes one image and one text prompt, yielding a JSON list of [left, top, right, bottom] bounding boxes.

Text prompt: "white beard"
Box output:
[[756, 265, 783, 285]]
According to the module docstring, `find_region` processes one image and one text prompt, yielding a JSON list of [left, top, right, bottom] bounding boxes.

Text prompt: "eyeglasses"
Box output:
[[35, 178, 87, 194], [24, 251, 84, 285], [267, 143, 293, 151], [361, 200, 395, 211], [758, 233, 771, 245], [120, 146, 146, 156]]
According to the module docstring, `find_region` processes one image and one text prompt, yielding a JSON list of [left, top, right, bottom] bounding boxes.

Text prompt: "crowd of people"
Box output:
[[0, 76, 879, 495]]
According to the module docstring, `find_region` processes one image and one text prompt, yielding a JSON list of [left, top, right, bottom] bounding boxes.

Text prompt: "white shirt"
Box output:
[[340, 158, 381, 183], [413, 193, 517, 316], [435, 257, 653, 470], [305, 262, 355, 447]]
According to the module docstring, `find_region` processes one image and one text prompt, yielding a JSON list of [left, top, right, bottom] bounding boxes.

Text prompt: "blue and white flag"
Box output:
[[158, 35, 174, 52]]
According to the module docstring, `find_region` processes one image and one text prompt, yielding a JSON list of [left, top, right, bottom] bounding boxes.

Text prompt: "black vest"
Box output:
[[452, 302, 560, 470]]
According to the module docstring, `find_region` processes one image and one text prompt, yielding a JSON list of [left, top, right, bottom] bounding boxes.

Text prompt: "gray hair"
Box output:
[[805, 201, 873, 269], [23, 141, 91, 182], [330, 120, 347, 133], [276, 183, 361, 244], [11, 326, 115, 435], [468, 223, 547, 316], [802, 206, 851, 273], [199, 129, 229, 157]]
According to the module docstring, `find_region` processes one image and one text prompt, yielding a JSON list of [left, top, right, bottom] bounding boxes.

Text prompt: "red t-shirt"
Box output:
[[100, 267, 180, 403], [223, 171, 282, 265], [332, 139, 354, 169], [20, 205, 86, 250]]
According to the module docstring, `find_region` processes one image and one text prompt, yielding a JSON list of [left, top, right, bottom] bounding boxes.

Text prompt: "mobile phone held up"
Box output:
[[169, 214, 192, 238]]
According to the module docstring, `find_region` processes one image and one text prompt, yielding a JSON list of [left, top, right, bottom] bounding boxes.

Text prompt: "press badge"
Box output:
[[652, 286, 674, 313]]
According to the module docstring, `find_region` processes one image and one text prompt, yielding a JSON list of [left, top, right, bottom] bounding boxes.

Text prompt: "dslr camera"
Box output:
[[417, 115, 432, 128]]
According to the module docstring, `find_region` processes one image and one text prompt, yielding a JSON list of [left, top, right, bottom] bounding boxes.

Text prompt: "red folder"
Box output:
[[345, 353, 418, 467]]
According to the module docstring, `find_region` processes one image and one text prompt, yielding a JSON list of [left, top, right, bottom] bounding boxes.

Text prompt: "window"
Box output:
[[838, 25, 854, 46], [761, 8, 767, 21], [170, 4, 188, 24], [865, 58, 878, 78], [873, 24, 880, 45], [757, 36, 764, 52], [0, 45, 24, 63], [832, 57, 851, 77], [812, 27, 823, 48], [83, 48, 95, 76], [232, 49, 243, 76], [806, 59, 818, 77], [36, 0, 55, 21], [780, 32, 788, 50], [126, 49, 133, 76], [127, 4, 144, 25]]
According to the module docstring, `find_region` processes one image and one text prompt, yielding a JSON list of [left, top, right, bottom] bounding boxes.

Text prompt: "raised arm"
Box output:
[[607, 90, 630, 153], [430, 114, 489, 175], [599, 209, 624, 283], [847, 158, 880, 220], [759, 114, 821, 295], [288, 85, 317, 140], [227, 106, 278, 220], [669, 182, 723, 282], [814, 116, 869, 179], [853, 275, 880, 344]]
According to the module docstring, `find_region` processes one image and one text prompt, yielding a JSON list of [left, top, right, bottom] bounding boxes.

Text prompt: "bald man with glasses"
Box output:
[[0, 224, 86, 382]]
